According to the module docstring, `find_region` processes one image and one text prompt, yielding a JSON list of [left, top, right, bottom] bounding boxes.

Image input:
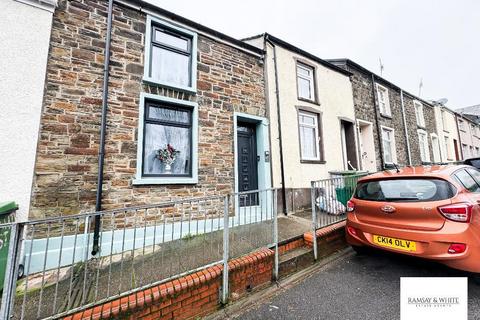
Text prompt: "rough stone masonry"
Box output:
[[29, 0, 266, 219]]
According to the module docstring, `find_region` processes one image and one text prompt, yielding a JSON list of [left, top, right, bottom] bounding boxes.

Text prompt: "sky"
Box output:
[[148, 0, 480, 109]]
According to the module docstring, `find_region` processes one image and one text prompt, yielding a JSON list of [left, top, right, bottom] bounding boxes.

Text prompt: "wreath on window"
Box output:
[[155, 144, 180, 166]]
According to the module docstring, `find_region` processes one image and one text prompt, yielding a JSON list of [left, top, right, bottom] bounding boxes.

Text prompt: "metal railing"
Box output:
[[310, 174, 368, 260], [0, 188, 278, 320]]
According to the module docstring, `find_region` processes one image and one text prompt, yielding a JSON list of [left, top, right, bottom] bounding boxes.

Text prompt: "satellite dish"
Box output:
[[437, 98, 448, 105]]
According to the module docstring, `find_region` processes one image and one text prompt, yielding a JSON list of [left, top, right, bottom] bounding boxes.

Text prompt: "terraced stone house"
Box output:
[[29, 0, 270, 219], [329, 59, 438, 170]]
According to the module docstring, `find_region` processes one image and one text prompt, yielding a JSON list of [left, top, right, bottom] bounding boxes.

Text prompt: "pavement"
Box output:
[[227, 248, 480, 320]]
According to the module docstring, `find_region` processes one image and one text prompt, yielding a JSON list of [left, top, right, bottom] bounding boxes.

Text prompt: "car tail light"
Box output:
[[347, 226, 357, 236], [448, 243, 467, 254], [346, 200, 355, 212], [438, 203, 473, 223]]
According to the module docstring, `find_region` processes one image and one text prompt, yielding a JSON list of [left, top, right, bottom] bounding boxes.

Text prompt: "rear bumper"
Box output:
[[346, 212, 480, 273]]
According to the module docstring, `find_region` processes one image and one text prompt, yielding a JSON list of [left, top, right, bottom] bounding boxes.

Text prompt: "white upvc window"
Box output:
[[143, 16, 198, 93], [298, 110, 322, 161], [134, 93, 198, 185], [418, 130, 430, 162], [296, 63, 316, 101], [381, 126, 397, 164], [441, 109, 447, 130], [414, 100, 425, 127], [376, 83, 391, 117], [462, 143, 469, 159], [430, 134, 441, 163], [458, 119, 466, 131], [443, 135, 452, 160]]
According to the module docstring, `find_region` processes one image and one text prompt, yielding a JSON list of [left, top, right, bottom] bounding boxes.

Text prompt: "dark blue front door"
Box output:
[[237, 123, 258, 206]]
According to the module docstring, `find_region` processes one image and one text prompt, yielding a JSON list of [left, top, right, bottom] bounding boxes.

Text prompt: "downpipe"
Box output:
[[92, 0, 114, 256]]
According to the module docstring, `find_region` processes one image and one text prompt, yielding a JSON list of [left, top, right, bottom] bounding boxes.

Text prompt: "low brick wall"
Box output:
[[64, 248, 274, 320], [304, 221, 348, 258]]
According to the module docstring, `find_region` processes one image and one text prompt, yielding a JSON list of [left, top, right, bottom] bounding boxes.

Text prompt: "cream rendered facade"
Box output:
[[434, 105, 460, 162], [0, 0, 56, 221], [245, 35, 358, 189]]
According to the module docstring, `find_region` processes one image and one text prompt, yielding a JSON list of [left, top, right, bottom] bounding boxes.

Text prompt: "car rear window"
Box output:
[[354, 178, 456, 202]]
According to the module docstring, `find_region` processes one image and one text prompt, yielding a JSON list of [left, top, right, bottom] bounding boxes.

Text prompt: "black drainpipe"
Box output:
[[370, 74, 385, 169], [92, 0, 114, 255], [265, 36, 287, 215]]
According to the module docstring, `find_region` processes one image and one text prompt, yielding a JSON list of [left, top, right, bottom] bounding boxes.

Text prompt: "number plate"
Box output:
[[372, 235, 417, 252]]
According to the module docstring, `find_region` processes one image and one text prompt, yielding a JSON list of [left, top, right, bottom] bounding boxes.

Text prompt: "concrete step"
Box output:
[[278, 246, 314, 278]]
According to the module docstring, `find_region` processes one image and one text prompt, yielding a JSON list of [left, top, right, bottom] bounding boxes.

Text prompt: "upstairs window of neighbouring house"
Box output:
[[441, 109, 447, 130], [297, 63, 316, 101], [144, 16, 197, 92], [376, 84, 391, 117], [414, 101, 425, 127], [135, 94, 198, 185], [381, 126, 396, 164], [298, 110, 322, 161], [418, 130, 430, 162], [459, 119, 466, 131]]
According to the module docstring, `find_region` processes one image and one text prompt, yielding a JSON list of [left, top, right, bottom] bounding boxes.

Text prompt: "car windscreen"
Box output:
[[354, 178, 456, 202], [466, 159, 480, 169]]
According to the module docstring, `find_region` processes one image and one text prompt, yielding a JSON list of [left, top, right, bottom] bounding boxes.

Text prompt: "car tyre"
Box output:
[[351, 245, 369, 255]]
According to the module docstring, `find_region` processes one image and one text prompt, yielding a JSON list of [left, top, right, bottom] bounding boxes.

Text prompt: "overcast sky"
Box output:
[[149, 0, 479, 109]]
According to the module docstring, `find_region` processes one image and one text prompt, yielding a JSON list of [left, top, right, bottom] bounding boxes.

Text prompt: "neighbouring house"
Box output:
[[456, 113, 480, 159], [329, 59, 438, 169], [0, 0, 57, 222], [456, 104, 480, 124], [431, 101, 462, 162], [243, 34, 359, 213], [28, 0, 270, 220]]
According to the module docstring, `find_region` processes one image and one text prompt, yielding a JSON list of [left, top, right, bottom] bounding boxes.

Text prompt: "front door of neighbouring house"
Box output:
[[357, 120, 377, 172], [237, 122, 258, 206]]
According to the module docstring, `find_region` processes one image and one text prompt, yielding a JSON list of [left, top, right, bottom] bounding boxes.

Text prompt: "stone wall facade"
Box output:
[[30, 0, 266, 219], [334, 61, 438, 170]]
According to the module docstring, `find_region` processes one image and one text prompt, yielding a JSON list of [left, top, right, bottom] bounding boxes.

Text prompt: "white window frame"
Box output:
[[458, 119, 466, 132], [143, 15, 198, 93], [376, 83, 391, 117], [417, 129, 430, 163], [430, 133, 441, 163], [462, 143, 469, 159], [380, 125, 397, 164], [443, 135, 452, 161], [133, 93, 198, 185], [413, 100, 425, 127], [441, 109, 447, 131], [296, 62, 316, 102], [298, 110, 321, 161]]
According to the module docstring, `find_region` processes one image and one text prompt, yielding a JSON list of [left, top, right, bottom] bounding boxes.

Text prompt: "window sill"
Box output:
[[380, 113, 392, 119], [300, 160, 326, 164], [417, 125, 426, 130], [443, 129, 450, 134], [142, 76, 197, 94], [133, 177, 198, 185], [297, 97, 320, 106]]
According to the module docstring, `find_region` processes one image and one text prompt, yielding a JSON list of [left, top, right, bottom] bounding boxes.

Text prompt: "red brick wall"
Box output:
[[64, 248, 274, 320]]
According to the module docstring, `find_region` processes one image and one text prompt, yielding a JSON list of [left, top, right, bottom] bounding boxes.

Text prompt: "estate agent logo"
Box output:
[[401, 277, 467, 320]]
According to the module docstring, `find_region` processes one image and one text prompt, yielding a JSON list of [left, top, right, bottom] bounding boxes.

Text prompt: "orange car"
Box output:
[[346, 165, 480, 274]]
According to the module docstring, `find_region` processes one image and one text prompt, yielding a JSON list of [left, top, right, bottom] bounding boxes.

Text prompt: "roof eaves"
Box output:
[[264, 34, 352, 77]]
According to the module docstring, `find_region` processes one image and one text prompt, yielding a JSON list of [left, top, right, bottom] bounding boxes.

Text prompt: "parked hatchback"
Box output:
[[346, 165, 480, 274]]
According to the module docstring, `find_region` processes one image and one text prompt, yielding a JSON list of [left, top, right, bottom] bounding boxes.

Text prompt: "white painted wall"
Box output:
[[257, 40, 357, 189], [0, 0, 54, 221]]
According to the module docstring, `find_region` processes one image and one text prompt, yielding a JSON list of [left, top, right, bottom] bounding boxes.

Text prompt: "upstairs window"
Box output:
[[144, 16, 198, 92], [296, 63, 316, 101], [458, 119, 466, 132], [414, 101, 425, 127], [441, 109, 447, 130], [376, 84, 391, 117]]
